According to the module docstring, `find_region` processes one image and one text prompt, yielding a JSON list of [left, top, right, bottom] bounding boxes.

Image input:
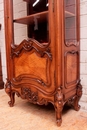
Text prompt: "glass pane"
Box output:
[[64, 0, 77, 45], [28, 0, 49, 44], [28, 0, 48, 15]]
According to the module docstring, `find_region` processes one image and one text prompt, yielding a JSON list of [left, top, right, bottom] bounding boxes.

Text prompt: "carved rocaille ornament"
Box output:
[[21, 87, 38, 103], [10, 38, 52, 88], [5, 79, 50, 106], [11, 38, 52, 60], [21, 87, 49, 105]]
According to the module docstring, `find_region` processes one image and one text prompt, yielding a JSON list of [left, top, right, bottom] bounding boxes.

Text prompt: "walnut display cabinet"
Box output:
[[4, 0, 82, 126]]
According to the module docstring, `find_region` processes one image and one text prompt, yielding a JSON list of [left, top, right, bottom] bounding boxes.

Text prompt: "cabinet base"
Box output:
[[5, 80, 82, 126]]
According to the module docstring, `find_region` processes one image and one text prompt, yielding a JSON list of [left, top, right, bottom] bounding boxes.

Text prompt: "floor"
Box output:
[[0, 89, 87, 130]]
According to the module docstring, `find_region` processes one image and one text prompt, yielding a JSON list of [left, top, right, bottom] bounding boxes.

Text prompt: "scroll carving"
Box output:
[[5, 79, 15, 107], [21, 87, 38, 103], [21, 87, 49, 105], [65, 40, 79, 47], [12, 74, 48, 87], [5, 80, 50, 106], [11, 38, 52, 60]]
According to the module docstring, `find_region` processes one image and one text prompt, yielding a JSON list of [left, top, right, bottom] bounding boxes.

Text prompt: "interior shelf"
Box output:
[[14, 10, 75, 25], [65, 11, 75, 18], [14, 11, 48, 25], [23, 0, 30, 2]]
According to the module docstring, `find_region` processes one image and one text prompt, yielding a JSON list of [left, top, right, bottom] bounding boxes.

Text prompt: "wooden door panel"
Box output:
[[64, 51, 79, 89], [14, 52, 47, 81], [11, 39, 52, 88]]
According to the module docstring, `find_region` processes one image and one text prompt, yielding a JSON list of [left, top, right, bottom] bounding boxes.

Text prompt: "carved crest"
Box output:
[[11, 38, 52, 60]]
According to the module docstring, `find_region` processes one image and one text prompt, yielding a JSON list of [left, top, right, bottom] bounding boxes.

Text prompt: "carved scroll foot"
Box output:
[[54, 87, 64, 126], [67, 81, 82, 111], [8, 92, 15, 107], [5, 80, 15, 107], [74, 81, 82, 111]]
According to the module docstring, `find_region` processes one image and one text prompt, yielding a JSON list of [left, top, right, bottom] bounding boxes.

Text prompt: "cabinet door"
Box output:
[[11, 0, 55, 94], [63, 0, 80, 94]]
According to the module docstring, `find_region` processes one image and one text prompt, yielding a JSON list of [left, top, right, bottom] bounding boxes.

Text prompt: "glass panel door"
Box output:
[[28, 0, 48, 15], [28, 0, 49, 44], [64, 0, 77, 45]]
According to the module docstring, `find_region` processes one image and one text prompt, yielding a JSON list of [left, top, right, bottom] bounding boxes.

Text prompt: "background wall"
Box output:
[[13, 0, 27, 45], [0, 0, 6, 83], [80, 0, 87, 110], [0, 0, 87, 111]]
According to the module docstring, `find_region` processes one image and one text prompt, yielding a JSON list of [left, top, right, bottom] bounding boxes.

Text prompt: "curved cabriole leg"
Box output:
[[74, 81, 82, 111], [8, 92, 15, 107], [54, 87, 64, 126], [5, 80, 15, 107]]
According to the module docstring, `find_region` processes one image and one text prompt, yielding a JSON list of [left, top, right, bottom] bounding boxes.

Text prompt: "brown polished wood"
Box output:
[[0, 24, 1, 30], [0, 24, 4, 89], [0, 52, 4, 89], [14, 11, 48, 25], [4, 0, 82, 126]]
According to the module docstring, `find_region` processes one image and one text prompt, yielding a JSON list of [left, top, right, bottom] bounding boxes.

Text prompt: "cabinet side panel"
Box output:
[[65, 52, 78, 85], [65, 51, 78, 88]]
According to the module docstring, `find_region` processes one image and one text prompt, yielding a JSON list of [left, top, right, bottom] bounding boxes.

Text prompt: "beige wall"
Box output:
[[0, 0, 87, 111], [13, 0, 27, 44], [0, 0, 6, 83], [80, 0, 87, 110]]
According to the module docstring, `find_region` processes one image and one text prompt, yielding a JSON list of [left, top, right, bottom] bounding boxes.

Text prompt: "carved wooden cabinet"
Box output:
[[0, 52, 4, 89], [4, 0, 82, 126]]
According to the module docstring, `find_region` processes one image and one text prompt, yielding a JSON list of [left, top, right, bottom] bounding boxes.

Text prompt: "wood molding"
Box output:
[[0, 24, 1, 30], [11, 38, 52, 60], [65, 41, 79, 47]]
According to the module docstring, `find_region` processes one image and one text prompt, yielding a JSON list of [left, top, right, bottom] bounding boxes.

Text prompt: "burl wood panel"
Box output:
[[14, 52, 47, 81], [65, 52, 78, 88]]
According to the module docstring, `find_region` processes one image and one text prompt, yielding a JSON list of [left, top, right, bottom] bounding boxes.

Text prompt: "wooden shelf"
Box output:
[[14, 11, 48, 25], [65, 11, 75, 18], [14, 10, 75, 25]]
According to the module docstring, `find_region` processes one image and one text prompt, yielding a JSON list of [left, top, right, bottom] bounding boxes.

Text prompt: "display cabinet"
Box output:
[[4, 0, 82, 126]]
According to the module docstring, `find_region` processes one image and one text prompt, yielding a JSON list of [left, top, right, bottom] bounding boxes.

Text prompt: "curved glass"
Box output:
[[64, 0, 77, 45], [28, 0, 49, 44], [28, 0, 48, 15]]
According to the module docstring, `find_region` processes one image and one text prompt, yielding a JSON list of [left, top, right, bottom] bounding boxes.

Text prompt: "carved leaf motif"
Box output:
[[20, 87, 50, 105], [21, 87, 38, 103]]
